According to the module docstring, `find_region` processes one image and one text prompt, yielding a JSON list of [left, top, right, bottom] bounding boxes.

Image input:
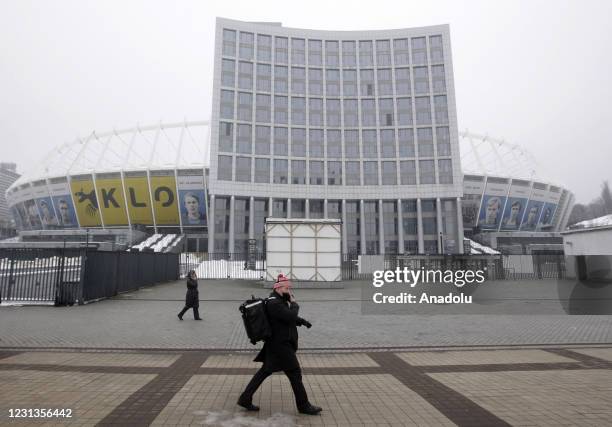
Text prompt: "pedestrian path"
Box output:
[[1, 345, 611, 426]]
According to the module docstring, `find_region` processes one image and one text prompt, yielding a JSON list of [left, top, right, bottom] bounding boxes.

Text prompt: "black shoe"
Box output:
[[298, 404, 322, 415], [237, 399, 259, 411], [177, 314, 183, 321], [194, 317, 203, 320]]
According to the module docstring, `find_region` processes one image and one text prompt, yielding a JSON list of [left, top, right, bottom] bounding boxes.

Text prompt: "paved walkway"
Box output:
[[1, 345, 612, 426]]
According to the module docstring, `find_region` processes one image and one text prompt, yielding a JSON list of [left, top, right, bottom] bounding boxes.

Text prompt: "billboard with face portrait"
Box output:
[[539, 202, 557, 227], [70, 176, 102, 227], [48, 178, 78, 228], [23, 199, 42, 230], [478, 195, 507, 230], [36, 196, 59, 228], [500, 197, 527, 231], [520, 200, 544, 231], [177, 173, 207, 227]]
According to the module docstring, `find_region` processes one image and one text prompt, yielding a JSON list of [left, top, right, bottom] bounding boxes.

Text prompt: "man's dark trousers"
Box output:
[[240, 366, 308, 408]]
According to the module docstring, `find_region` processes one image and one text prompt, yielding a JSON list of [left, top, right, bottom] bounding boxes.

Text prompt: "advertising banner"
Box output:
[[36, 196, 59, 228], [95, 177, 129, 226], [177, 174, 207, 227], [124, 175, 154, 225], [461, 194, 481, 229], [500, 197, 528, 231], [150, 175, 179, 226], [478, 195, 507, 230], [539, 202, 557, 227], [48, 180, 78, 228], [23, 199, 42, 230], [70, 176, 102, 227], [520, 199, 544, 231]]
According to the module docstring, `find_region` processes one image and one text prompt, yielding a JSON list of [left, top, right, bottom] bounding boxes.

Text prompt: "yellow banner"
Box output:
[[124, 176, 154, 225], [150, 175, 179, 225], [70, 178, 102, 227], [95, 178, 129, 226]]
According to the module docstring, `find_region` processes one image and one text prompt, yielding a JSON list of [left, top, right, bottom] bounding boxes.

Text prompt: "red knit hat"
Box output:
[[273, 274, 291, 289]]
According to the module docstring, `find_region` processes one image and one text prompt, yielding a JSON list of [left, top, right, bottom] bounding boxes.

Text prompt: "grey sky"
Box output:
[[1, 0, 611, 203]]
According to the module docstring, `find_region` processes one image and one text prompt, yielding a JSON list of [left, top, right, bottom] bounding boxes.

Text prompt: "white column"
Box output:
[[287, 198, 292, 218], [248, 196, 255, 240], [208, 194, 215, 253], [305, 199, 310, 219], [268, 197, 273, 217], [397, 199, 404, 254], [436, 198, 443, 254], [416, 198, 424, 254], [341, 199, 348, 254], [324, 199, 329, 218], [228, 195, 235, 253], [360, 199, 366, 255], [456, 197, 465, 254], [378, 199, 385, 255]]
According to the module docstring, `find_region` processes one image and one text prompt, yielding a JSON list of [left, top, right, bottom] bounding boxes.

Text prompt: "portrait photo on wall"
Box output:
[[23, 199, 42, 229], [500, 197, 527, 231], [36, 196, 59, 228], [478, 195, 506, 230], [520, 200, 543, 231], [179, 189, 207, 226], [540, 202, 557, 226], [52, 195, 78, 228]]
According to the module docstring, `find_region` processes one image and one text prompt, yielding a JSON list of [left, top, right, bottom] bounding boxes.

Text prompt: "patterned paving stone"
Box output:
[[0, 370, 155, 425], [202, 353, 379, 369], [396, 349, 577, 366], [428, 369, 612, 426], [0, 351, 179, 368]]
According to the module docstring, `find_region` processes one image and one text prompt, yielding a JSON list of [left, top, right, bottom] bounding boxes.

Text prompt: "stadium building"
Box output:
[[4, 18, 574, 254]]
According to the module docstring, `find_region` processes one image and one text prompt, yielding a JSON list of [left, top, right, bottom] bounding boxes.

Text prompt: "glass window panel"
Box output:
[[256, 63, 271, 92], [345, 161, 361, 185], [436, 127, 451, 156], [395, 67, 411, 95], [236, 124, 252, 154], [417, 127, 434, 157], [378, 98, 394, 126], [400, 160, 416, 184], [361, 99, 376, 127], [257, 34, 271, 61], [363, 161, 379, 185], [377, 68, 393, 95], [398, 128, 415, 157], [291, 159, 306, 184], [343, 99, 359, 127], [429, 35, 444, 62], [309, 161, 324, 185], [273, 159, 288, 184], [325, 40, 339, 66], [274, 65, 288, 93], [255, 125, 270, 154], [415, 96, 431, 125], [309, 129, 324, 157], [273, 127, 288, 155], [344, 130, 360, 158], [275, 36, 288, 63], [362, 129, 378, 158], [239, 32, 254, 60], [381, 161, 397, 184], [254, 158, 270, 183], [380, 129, 395, 158], [359, 40, 373, 66], [235, 156, 251, 182], [419, 159, 435, 184], [218, 155, 233, 180], [291, 97, 306, 125], [255, 94, 271, 123], [327, 161, 342, 185], [291, 67, 306, 94], [291, 38, 305, 65], [274, 95, 288, 124], [291, 128, 306, 157], [308, 39, 322, 65], [326, 99, 341, 127], [397, 97, 413, 125], [327, 130, 342, 157], [222, 59, 235, 87], [308, 68, 323, 95], [222, 29, 236, 56], [411, 37, 427, 65], [393, 38, 409, 65], [434, 95, 449, 124], [326, 69, 340, 96], [220, 90, 234, 119], [343, 69, 357, 96], [309, 98, 323, 126], [237, 92, 252, 121], [432, 64, 446, 93], [360, 69, 375, 96], [413, 66, 429, 94], [342, 40, 356, 66], [219, 122, 233, 153], [438, 159, 453, 184], [238, 61, 253, 90], [376, 40, 391, 66]]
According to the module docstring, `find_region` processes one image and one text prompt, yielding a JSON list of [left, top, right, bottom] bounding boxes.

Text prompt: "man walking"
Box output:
[[237, 274, 322, 415]]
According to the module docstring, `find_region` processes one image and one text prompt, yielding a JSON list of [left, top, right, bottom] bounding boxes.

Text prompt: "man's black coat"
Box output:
[[184, 277, 199, 308], [254, 291, 307, 372]]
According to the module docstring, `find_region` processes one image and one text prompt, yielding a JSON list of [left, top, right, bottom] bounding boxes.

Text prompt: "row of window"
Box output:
[[222, 29, 444, 67], [219, 124, 452, 158], [221, 61, 446, 96], [220, 92, 449, 126], [216, 156, 454, 185]]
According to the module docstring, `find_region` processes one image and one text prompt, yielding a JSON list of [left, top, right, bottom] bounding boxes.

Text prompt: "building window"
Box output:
[[273, 159, 288, 184], [417, 128, 434, 157], [343, 69, 357, 96], [326, 69, 340, 96], [421, 199, 436, 212], [362, 129, 377, 158], [235, 156, 251, 182], [361, 99, 376, 127], [393, 38, 409, 65], [291, 160, 306, 184], [222, 59, 235, 87], [419, 160, 435, 184], [273, 199, 287, 217], [273, 127, 288, 155], [217, 155, 232, 180], [380, 129, 395, 158], [257, 34, 271, 62], [377, 68, 393, 95], [310, 199, 324, 218], [395, 67, 411, 95], [291, 97, 306, 125], [236, 124, 252, 154], [328, 200, 342, 219], [291, 38, 305, 65], [275, 36, 288, 63], [378, 98, 394, 126], [381, 161, 397, 185], [327, 161, 342, 185], [255, 94, 271, 123], [308, 39, 322, 66], [309, 98, 323, 126], [364, 201, 379, 255], [346, 200, 361, 253], [413, 66, 429, 94], [411, 37, 427, 65], [325, 40, 339, 66], [398, 128, 415, 157], [255, 125, 270, 155], [383, 201, 398, 253], [238, 61, 253, 90], [403, 217, 418, 235], [327, 130, 342, 157], [434, 95, 449, 124], [423, 217, 437, 235], [308, 68, 323, 95], [220, 90, 234, 119], [438, 159, 453, 184], [326, 99, 341, 127], [436, 127, 451, 156], [360, 69, 375, 96], [239, 32, 254, 60], [364, 161, 379, 185], [274, 65, 288, 93], [345, 161, 361, 185], [219, 122, 233, 152], [274, 95, 288, 124], [344, 130, 360, 158], [342, 40, 356, 66], [432, 65, 446, 93], [415, 96, 432, 125], [343, 99, 359, 127], [309, 129, 324, 157], [400, 160, 416, 185], [309, 161, 324, 185], [291, 199, 306, 218], [237, 92, 252, 121], [429, 35, 444, 63], [397, 97, 412, 126], [359, 40, 373, 66], [222, 29, 236, 57], [291, 128, 306, 157], [256, 63, 271, 92], [291, 67, 306, 94], [376, 40, 391, 66]]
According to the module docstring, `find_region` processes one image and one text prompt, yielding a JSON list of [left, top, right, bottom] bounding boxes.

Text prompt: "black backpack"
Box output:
[[239, 295, 274, 345]]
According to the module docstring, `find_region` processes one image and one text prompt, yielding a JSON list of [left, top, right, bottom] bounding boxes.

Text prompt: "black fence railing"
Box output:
[[180, 252, 266, 279], [0, 248, 179, 305]]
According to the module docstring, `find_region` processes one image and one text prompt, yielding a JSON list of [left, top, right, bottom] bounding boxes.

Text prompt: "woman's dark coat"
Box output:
[[254, 291, 307, 372], [184, 277, 199, 308]]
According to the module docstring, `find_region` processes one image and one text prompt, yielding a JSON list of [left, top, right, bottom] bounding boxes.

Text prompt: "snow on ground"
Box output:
[[570, 214, 612, 230]]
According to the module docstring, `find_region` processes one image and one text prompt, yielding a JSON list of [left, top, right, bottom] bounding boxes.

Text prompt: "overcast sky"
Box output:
[[1, 0, 611, 203]]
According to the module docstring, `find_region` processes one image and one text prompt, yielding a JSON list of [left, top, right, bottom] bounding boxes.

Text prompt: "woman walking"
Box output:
[[178, 270, 202, 320]]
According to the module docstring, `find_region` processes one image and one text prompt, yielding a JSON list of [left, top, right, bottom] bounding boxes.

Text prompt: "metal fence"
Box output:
[[180, 252, 266, 279], [0, 248, 179, 305]]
